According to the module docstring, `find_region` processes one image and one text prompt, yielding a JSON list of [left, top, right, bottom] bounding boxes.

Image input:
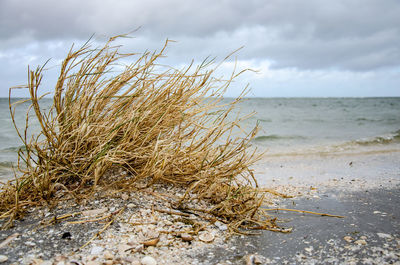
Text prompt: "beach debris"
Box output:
[[133, 244, 144, 253], [262, 208, 345, 218], [245, 254, 263, 265], [141, 237, 159, 247], [253, 255, 263, 264], [90, 246, 104, 255], [198, 231, 215, 243], [25, 240, 36, 247], [296, 253, 307, 261], [61, 232, 72, 239], [343, 236, 353, 243], [118, 244, 132, 255], [103, 250, 114, 260], [0, 232, 19, 248], [180, 233, 194, 242], [214, 221, 228, 231], [355, 239, 367, 245], [0, 255, 8, 263], [305, 246, 314, 253], [141, 256, 157, 265], [377, 233, 393, 240], [82, 208, 108, 217]]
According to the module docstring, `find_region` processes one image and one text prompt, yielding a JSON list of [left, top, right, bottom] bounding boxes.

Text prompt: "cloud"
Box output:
[[0, 0, 399, 97], [1, 0, 399, 71]]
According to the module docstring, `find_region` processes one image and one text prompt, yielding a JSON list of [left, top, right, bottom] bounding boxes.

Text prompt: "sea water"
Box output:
[[237, 97, 400, 155], [1, 97, 399, 181]]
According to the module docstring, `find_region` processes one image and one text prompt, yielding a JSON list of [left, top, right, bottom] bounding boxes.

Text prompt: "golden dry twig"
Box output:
[[262, 208, 345, 218]]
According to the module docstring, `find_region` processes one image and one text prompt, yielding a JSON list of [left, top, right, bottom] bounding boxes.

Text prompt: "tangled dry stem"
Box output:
[[0, 34, 279, 233]]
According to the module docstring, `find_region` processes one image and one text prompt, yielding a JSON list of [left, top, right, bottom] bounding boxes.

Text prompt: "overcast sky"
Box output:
[[1, 0, 399, 97]]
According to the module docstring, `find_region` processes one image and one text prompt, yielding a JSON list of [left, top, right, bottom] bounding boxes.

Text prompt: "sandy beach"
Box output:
[[1, 0, 400, 262], [0, 147, 398, 264]]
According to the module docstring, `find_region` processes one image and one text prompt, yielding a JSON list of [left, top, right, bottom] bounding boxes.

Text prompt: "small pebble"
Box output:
[[0, 255, 8, 263], [198, 231, 214, 243], [142, 237, 159, 247], [355, 239, 367, 245], [253, 255, 263, 264], [141, 255, 157, 265], [103, 250, 114, 260], [377, 233, 393, 240], [181, 233, 194, 242], [305, 246, 313, 253], [90, 246, 104, 255], [214, 221, 228, 231], [25, 241, 36, 246], [245, 254, 263, 265], [344, 236, 353, 243]]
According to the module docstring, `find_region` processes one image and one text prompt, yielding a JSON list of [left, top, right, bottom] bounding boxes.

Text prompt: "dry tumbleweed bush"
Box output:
[[0, 35, 280, 233]]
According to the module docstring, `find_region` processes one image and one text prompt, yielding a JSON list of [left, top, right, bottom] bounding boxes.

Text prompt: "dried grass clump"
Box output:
[[0, 35, 277, 232]]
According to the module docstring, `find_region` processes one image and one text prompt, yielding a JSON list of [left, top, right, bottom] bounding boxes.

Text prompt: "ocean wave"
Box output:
[[256, 118, 272, 123], [0, 145, 26, 153], [257, 130, 400, 158], [0, 161, 14, 168], [253, 134, 307, 142], [353, 130, 400, 146], [0, 162, 15, 175], [0, 162, 15, 179], [264, 147, 400, 158], [355, 118, 380, 122]]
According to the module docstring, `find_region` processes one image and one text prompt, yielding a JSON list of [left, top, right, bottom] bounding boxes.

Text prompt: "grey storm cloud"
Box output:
[[1, 0, 400, 71]]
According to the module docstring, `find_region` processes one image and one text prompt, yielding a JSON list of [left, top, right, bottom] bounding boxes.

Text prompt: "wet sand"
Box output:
[[200, 148, 400, 264], [202, 188, 400, 264]]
